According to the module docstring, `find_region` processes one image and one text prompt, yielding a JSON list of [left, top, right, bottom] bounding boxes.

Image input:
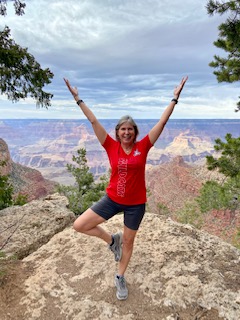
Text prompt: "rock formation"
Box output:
[[1, 119, 228, 184], [0, 138, 56, 201], [0, 138, 12, 176], [146, 156, 202, 213], [0, 194, 239, 320], [0, 193, 75, 258]]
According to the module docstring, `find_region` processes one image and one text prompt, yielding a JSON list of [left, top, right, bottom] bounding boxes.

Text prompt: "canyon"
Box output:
[[1, 119, 239, 185]]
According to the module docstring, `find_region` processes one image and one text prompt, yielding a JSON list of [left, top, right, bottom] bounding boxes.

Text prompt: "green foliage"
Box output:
[[176, 200, 204, 229], [197, 180, 234, 212], [0, 160, 27, 210], [0, 161, 13, 209], [157, 202, 170, 216], [0, 26, 54, 108], [66, 149, 94, 193], [206, 0, 240, 111], [206, 134, 240, 177], [198, 134, 239, 213], [0, 174, 13, 209], [0, 0, 26, 16], [0, 1, 54, 108], [232, 228, 240, 249], [13, 193, 28, 206], [0, 251, 6, 258], [176, 134, 239, 231], [58, 148, 108, 215]]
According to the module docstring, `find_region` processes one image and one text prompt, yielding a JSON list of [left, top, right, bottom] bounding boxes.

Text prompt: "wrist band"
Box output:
[[76, 99, 84, 105], [171, 98, 178, 104]]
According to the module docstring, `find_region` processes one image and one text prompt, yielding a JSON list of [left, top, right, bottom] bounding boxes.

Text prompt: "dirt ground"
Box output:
[[0, 259, 223, 320], [0, 260, 32, 320]]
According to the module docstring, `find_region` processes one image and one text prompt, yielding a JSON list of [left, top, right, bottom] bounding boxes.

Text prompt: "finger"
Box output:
[[64, 78, 70, 88], [66, 81, 72, 90]]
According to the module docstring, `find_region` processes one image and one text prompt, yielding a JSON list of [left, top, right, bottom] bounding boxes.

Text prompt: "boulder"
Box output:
[[0, 193, 75, 259]]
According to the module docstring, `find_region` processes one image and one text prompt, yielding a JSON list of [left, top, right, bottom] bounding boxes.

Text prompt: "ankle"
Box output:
[[109, 235, 114, 246]]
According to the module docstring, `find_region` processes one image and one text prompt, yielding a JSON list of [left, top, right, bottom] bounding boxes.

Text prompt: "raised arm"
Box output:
[[148, 76, 188, 145], [64, 78, 107, 145]]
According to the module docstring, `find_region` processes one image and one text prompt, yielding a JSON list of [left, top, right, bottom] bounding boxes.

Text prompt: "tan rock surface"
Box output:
[[0, 193, 75, 259], [1, 204, 239, 320]]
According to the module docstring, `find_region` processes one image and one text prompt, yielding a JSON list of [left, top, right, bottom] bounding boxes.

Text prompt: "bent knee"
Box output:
[[73, 219, 83, 232], [73, 208, 104, 233], [73, 216, 89, 233]]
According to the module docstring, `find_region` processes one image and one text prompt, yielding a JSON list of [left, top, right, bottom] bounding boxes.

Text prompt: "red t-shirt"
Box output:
[[102, 134, 153, 205]]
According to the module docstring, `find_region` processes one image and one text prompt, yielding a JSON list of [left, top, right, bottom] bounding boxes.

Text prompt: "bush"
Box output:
[[0, 161, 13, 209], [0, 161, 28, 210], [57, 148, 108, 215], [176, 200, 204, 229]]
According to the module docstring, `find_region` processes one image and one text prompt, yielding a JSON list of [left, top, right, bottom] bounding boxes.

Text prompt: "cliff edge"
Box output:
[[0, 138, 56, 201]]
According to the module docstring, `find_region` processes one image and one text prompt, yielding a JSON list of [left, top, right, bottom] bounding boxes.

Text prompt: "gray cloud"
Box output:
[[0, 0, 239, 119]]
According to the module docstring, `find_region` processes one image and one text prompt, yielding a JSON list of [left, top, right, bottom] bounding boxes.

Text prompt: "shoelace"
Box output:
[[118, 276, 126, 289]]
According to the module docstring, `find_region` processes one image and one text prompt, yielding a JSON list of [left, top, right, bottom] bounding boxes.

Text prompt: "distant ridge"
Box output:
[[0, 119, 239, 184]]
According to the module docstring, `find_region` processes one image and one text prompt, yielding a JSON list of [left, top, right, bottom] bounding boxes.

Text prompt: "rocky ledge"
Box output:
[[0, 194, 239, 320]]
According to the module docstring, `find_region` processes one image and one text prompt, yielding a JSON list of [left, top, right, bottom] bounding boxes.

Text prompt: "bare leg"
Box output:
[[73, 208, 112, 244], [118, 225, 137, 276]]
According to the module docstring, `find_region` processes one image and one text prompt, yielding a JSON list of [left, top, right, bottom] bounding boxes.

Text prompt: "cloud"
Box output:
[[0, 0, 239, 119]]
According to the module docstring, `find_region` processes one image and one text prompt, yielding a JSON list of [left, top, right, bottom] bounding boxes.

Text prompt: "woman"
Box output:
[[64, 76, 188, 300]]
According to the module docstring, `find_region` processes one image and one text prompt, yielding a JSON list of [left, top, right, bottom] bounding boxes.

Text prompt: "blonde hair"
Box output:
[[115, 115, 139, 142]]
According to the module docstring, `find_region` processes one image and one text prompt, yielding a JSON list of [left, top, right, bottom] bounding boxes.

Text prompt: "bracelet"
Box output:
[[76, 99, 84, 105], [171, 98, 178, 104]]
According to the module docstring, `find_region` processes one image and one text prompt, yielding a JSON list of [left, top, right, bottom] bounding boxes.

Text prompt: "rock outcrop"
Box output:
[[0, 138, 12, 175], [0, 193, 75, 259], [0, 195, 239, 320], [146, 156, 202, 213], [0, 138, 56, 201]]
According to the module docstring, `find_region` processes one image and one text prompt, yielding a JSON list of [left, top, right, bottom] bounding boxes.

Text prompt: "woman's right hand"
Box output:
[[63, 78, 79, 98], [173, 76, 188, 99]]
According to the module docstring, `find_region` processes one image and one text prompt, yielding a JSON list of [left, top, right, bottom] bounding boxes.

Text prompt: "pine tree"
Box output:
[[0, 0, 26, 16], [0, 1, 54, 108], [0, 161, 13, 209], [0, 160, 28, 210], [58, 148, 108, 215], [198, 134, 240, 213], [0, 174, 13, 209], [206, 133, 240, 178], [206, 0, 240, 111]]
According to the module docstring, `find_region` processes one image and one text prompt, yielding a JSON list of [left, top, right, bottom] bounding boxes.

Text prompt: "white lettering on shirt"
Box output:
[[117, 158, 128, 197]]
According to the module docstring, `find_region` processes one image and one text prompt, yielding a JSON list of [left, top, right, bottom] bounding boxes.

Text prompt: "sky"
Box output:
[[0, 0, 239, 120]]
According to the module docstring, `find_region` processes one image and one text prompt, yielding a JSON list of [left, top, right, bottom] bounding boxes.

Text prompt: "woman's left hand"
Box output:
[[173, 76, 188, 99]]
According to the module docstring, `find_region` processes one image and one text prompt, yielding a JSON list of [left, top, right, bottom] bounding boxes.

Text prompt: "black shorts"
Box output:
[[91, 194, 146, 231]]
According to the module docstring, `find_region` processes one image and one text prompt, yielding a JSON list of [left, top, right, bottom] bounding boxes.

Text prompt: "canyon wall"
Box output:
[[2, 119, 239, 185]]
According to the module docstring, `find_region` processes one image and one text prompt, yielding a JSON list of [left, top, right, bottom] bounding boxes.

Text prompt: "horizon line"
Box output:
[[1, 118, 240, 121]]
